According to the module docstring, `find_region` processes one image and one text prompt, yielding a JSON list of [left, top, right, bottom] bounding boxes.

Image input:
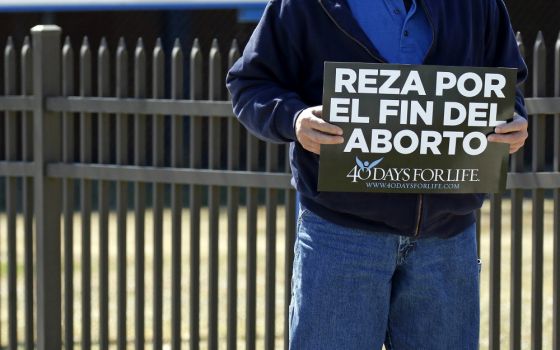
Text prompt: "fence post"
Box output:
[[510, 31, 526, 350], [553, 30, 560, 350], [31, 25, 62, 350], [531, 31, 546, 350]]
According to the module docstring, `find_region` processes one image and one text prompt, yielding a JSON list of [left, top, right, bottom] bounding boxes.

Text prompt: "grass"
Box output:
[[0, 198, 556, 349]]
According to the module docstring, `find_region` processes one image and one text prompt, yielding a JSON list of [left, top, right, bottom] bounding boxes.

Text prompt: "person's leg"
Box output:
[[289, 207, 398, 350], [384, 223, 480, 350]]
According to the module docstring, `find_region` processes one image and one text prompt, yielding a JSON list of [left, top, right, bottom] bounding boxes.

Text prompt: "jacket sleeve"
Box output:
[[226, 0, 309, 143], [484, 0, 528, 119]]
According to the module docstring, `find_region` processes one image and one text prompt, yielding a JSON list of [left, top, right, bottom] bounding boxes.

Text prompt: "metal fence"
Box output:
[[0, 25, 558, 350]]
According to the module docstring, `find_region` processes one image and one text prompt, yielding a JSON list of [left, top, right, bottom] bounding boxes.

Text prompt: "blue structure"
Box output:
[[0, 0, 267, 22]]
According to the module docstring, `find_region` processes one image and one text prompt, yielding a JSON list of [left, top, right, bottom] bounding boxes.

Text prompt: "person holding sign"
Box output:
[[226, 0, 528, 349]]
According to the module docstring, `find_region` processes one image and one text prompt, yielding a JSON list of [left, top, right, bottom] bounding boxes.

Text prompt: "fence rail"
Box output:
[[1, 95, 560, 115], [0, 25, 559, 350]]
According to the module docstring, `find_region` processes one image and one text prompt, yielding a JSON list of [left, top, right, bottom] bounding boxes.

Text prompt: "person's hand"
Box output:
[[295, 106, 344, 155], [487, 114, 528, 154]]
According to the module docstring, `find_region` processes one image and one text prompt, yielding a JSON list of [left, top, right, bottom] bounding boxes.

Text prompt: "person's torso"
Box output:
[[283, 0, 491, 237]]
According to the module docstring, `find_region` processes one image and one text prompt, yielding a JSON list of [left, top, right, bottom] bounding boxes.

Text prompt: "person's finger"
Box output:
[[487, 131, 527, 144], [301, 140, 320, 155], [509, 144, 522, 152], [495, 115, 527, 134], [311, 105, 323, 118], [509, 138, 526, 152], [512, 140, 525, 147], [487, 133, 516, 143], [512, 141, 525, 151], [510, 144, 522, 154], [308, 116, 344, 135], [303, 129, 344, 144]]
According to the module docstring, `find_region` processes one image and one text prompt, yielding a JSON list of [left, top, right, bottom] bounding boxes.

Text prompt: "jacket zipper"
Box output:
[[414, 195, 423, 236], [319, 0, 432, 237], [414, 0, 434, 236], [418, 0, 436, 64]]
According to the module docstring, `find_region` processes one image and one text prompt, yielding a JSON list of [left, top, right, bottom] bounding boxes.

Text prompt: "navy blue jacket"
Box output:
[[226, 0, 527, 238]]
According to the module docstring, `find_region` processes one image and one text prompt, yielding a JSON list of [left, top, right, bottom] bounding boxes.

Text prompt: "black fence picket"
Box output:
[[553, 31, 560, 350]]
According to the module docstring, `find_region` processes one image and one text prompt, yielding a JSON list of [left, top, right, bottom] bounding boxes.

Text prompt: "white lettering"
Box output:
[[379, 100, 400, 124], [457, 72, 483, 98], [358, 69, 378, 94], [468, 103, 489, 127], [410, 100, 433, 125], [393, 130, 419, 155], [329, 98, 350, 123], [379, 70, 400, 94], [443, 102, 466, 126], [442, 131, 464, 155], [419, 131, 442, 155], [350, 98, 369, 123], [401, 70, 426, 95], [335, 68, 357, 93], [463, 132, 487, 155], [484, 73, 506, 98], [343, 128, 369, 152], [370, 129, 393, 153], [436, 72, 456, 96]]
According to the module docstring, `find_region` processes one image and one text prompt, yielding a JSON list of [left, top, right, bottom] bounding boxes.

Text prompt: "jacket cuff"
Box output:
[[276, 99, 309, 142]]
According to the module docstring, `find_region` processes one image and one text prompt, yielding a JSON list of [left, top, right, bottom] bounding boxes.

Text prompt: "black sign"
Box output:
[[318, 62, 517, 194]]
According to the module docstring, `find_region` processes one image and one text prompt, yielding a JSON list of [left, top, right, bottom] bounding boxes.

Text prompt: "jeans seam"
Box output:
[[385, 318, 395, 350]]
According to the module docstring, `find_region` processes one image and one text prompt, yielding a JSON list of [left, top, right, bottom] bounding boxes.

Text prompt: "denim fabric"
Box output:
[[289, 207, 480, 350]]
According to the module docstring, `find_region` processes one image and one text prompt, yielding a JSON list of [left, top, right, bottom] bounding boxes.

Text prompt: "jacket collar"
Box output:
[[318, 0, 387, 62], [318, 0, 437, 64]]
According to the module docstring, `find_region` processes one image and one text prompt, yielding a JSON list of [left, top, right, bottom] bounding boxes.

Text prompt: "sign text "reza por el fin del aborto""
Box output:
[[330, 67, 508, 156]]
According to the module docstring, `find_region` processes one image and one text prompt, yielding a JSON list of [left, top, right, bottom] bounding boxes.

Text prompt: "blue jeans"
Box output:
[[289, 207, 481, 350]]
